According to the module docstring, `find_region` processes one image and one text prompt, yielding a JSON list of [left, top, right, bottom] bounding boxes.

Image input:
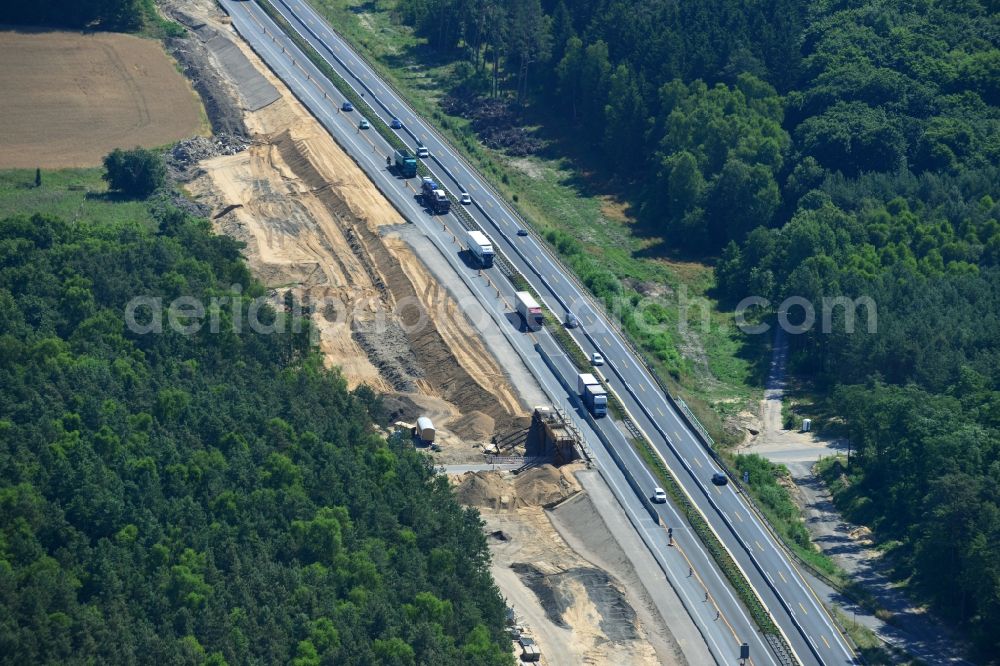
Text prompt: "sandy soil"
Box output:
[[179, 0, 525, 445], [457, 466, 665, 666], [158, 2, 686, 663], [0, 30, 205, 168]]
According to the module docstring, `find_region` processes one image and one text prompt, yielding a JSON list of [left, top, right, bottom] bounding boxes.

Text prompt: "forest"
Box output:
[[0, 208, 512, 665], [4, 0, 144, 31], [395, 0, 1000, 653]]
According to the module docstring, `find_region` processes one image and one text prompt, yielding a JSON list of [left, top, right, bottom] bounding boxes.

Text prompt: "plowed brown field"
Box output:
[[0, 30, 205, 168]]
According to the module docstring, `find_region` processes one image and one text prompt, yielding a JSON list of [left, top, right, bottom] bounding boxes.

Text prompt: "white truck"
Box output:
[[515, 291, 543, 331], [577, 373, 608, 418], [467, 229, 495, 268]]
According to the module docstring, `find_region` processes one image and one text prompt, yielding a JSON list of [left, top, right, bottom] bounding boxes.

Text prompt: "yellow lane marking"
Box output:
[[822, 635, 830, 649], [799, 602, 808, 615], [778, 570, 787, 583]]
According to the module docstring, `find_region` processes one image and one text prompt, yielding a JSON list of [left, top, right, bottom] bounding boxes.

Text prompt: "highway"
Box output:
[[221, 1, 857, 663]]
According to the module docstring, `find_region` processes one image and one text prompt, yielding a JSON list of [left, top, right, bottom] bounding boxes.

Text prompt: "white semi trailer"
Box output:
[[515, 291, 543, 331], [466, 230, 495, 268]]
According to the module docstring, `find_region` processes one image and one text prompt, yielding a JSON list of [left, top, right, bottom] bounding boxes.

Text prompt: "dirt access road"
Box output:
[[741, 329, 972, 664], [0, 30, 205, 168]]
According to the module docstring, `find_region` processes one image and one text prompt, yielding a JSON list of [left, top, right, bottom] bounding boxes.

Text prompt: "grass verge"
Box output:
[[732, 454, 840, 577], [734, 453, 888, 619], [0, 169, 158, 229], [298, 0, 764, 445], [830, 607, 914, 665], [629, 436, 787, 645], [249, 5, 789, 655]]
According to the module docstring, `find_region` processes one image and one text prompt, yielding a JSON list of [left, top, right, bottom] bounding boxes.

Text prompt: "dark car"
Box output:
[[711, 472, 728, 486], [516, 228, 529, 237], [390, 117, 403, 129], [341, 101, 354, 112]]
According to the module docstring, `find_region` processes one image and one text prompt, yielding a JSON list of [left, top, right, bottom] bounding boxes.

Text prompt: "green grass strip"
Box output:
[[251, 3, 791, 654], [629, 435, 788, 644]]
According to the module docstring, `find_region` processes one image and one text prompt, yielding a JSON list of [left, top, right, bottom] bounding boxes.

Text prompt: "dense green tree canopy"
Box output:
[[2, 0, 141, 30], [0, 211, 512, 664], [396, 0, 1000, 653], [103, 148, 168, 198]]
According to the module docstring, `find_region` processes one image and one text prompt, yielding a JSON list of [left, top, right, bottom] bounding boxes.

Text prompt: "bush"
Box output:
[[102, 147, 166, 198]]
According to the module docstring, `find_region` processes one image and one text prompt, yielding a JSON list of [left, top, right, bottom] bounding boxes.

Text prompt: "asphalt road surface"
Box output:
[[221, 2, 858, 663]]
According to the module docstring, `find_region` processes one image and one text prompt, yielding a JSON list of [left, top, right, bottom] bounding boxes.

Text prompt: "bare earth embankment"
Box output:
[[156, 0, 703, 662], [0, 30, 205, 167]]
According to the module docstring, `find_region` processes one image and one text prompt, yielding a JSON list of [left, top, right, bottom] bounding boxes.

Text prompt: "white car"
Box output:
[[416, 145, 430, 158], [591, 352, 604, 366], [653, 487, 667, 503], [459, 192, 472, 205]]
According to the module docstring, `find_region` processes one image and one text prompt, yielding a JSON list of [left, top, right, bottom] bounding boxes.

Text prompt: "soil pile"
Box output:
[[450, 410, 494, 442], [510, 563, 640, 642], [167, 135, 250, 181], [454, 465, 579, 509], [514, 465, 577, 507], [455, 471, 510, 509]]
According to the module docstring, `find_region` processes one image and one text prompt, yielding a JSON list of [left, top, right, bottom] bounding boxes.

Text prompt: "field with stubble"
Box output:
[[0, 30, 205, 168]]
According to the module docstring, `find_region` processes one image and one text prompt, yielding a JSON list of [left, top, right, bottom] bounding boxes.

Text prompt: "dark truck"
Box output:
[[393, 148, 417, 178], [420, 177, 451, 214]]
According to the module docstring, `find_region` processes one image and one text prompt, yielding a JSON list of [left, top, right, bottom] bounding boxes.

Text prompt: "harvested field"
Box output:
[[0, 30, 205, 168]]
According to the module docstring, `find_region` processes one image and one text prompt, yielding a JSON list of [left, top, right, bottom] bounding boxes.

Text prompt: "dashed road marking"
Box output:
[[755, 540, 764, 551], [693, 458, 703, 468], [656, 407, 665, 416], [778, 570, 787, 583], [733, 511, 743, 522], [821, 635, 830, 648], [799, 602, 808, 615], [639, 384, 646, 392]]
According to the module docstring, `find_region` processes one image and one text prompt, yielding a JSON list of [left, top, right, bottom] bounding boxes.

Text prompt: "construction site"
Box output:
[[148, 0, 709, 662]]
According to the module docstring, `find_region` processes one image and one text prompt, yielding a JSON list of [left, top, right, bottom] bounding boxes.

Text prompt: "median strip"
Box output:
[[245, 3, 796, 660]]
